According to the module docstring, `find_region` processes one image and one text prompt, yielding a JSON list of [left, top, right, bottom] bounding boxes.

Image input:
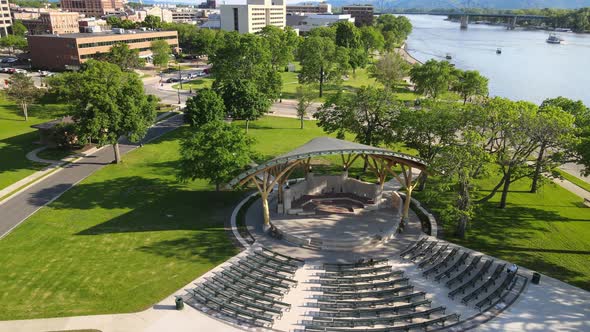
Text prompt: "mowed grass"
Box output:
[[0, 95, 66, 190], [171, 77, 214, 91], [0, 127, 241, 320], [554, 168, 590, 193], [415, 173, 590, 291]]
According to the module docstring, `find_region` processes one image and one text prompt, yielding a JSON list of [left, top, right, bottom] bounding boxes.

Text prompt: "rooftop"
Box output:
[[27, 29, 177, 39]]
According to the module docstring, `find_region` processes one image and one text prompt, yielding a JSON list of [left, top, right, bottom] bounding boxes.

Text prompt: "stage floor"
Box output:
[[271, 207, 398, 243]]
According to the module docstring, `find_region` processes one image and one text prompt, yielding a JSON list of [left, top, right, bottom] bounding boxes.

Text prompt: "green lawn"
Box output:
[[0, 94, 67, 190], [171, 78, 214, 91], [0, 127, 242, 320], [36, 147, 75, 161], [415, 173, 590, 291], [554, 168, 590, 193]]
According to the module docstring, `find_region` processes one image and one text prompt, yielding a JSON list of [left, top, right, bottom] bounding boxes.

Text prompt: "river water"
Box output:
[[404, 14, 590, 106]]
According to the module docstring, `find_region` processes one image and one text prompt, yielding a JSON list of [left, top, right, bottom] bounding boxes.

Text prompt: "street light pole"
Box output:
[[177, 63, 181, 104]]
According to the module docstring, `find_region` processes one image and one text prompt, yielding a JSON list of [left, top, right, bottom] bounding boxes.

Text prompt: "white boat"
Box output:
[[546, 34, 563, 44]]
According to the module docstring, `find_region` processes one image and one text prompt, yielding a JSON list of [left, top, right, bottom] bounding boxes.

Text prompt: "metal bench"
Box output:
[[417, 244, 449, 269], [310, 271, 403, 285], [435, 252, 470, 282], [399, 237, 427, 257], [423, 248, 459, 277], [446, 256, 482, 288], [448, 259, 493, 300], [314, 285, 414, 301], [312, 292, 427, 309]]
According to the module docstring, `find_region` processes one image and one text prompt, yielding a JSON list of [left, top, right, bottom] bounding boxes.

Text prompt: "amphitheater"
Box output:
[[178, 138, 589, 332]]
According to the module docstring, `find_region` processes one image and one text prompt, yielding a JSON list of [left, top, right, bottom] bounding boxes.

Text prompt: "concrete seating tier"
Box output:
[[303, 313, 461, 332], [308, 271, 404, 285], [303, 307, 449, 327], [310, 277, 409, 293], [185, 248, 303, 327], [309, 292, 428, 310]]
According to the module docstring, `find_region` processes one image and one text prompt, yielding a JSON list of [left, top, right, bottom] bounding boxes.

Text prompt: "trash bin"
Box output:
[[175, 297, 184, 310], [532, 272, 541, 285]]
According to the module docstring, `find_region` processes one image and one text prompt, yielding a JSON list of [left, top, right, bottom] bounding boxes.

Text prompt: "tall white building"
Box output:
[[0, 0, 12, 37], [220, 0, 285, 34]]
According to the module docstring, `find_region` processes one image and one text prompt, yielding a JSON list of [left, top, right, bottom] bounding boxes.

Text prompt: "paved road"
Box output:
[[0, 114, 184, 239]]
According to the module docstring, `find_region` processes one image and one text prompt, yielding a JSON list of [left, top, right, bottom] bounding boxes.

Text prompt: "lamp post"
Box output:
[[177, 62, 181, 105]]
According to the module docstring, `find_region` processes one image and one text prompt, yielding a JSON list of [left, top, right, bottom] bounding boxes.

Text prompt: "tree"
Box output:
[[298, 36, 350, 97], [210, 32, 281, 101], [529, 105, 577, 192], [295, 85, 315, 129], [48, 60, 156, 163], [103, 43, 145, 70], [12, 20, 27, 36], [106, 16, 138, 29], [409, 59, 455, 99], [349, 47, 368, 73], [178, 121, 254, 191], [5, 73, 44, 121], [315, 86, 400, 148], [162, 22, 197, 52], [359, 26, 385, 53], [368, 52, 409, 91], [453, 70, 489, 104], [376, 14, 413, 51], [393, 100, 462, 190], [142, 15, 162, 29], [0, 35, 27, 55], [184, 88, 225, 128], [334, 21, 361, 49], [217, 79, 270, 133], [190, 28, 223, 58], [151, 40, 171, 68], [433, 131, 490, 238], [258, 26, 300, 71]]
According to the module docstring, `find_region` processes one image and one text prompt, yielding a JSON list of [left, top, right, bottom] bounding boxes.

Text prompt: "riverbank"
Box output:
[[395, 43, 422, 65]]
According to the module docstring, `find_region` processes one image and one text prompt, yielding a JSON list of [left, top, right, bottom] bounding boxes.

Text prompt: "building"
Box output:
[[199, 12, 220, 29], [78, 17, 108, 32], [220, 0, 285, 34], [0, 0, 12, 37], [22, 12, 80, 35], [287, 13, 354, 35], [144, 6, 173, 23], [28, 29, 179, 70], [286, 2, 331, 14], [198, 0, 216, 9], [170, 7, 201, 23], [60, 0, 124, 17], [341, 4, 373, 27]]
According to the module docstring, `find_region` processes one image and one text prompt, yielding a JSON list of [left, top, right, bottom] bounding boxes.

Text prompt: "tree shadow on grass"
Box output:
[[0, 131, 45, 174]]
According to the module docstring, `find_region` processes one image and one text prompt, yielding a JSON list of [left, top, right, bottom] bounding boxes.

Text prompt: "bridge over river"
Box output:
[[391, 12, 548, 30]]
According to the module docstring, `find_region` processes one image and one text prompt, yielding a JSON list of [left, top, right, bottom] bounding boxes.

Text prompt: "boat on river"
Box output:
[[547, 34, 563, 44], [496, 48, 502, 54]]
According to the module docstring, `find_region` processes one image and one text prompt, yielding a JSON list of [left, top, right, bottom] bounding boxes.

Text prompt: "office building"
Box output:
[[60, 0, 124, 17], [286, 2, 331, 14], [220, 0, 285, 34], [0, 0, 11, 37], [287, 13, 353, 35], [22, 12, 80, 35], [341, 4, 373, 26], [145, 6, 173, 23], [28, 29, 178, 70]]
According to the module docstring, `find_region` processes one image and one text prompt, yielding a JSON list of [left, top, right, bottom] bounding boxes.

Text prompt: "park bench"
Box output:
[[446, 256, 482, 288], [303, 313, 460, 332], [423, 248, 459, 277], [312, 292, 427, 310], [311, 278, 409, 293], [310, 271, 403, 285], [261, 246, 304, 263], [448, 259, 493, 299], [229, 265, 292, 289], [417, 244, 449, 269], [408, 241, 438, 261], [191, 289, 274, 327], [199, 285, 284, 316], [254, 249, 301, 268], [214, 271, 285, 296], [461, 264, 506, 304], [223, 267, 290, 290], [309, 306, 446, 328], [435, 252, 470, 282], [314, 285, 414, 301], [399, 237, 427, 257], [317, 265, 392, 278], [237, 260, 297, 284], [245, 255, 297, 274], [475, 272, 517, 311], [316, 299, 432, 318], [324, 258, 389, 270], [204, 281, 291, 309]]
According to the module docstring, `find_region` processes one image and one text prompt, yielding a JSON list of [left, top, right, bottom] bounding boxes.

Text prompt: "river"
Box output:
[[403, 14, 590, 106]]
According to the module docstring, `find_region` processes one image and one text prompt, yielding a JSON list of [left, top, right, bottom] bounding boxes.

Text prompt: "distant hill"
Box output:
[[326, 0, 590, 10]]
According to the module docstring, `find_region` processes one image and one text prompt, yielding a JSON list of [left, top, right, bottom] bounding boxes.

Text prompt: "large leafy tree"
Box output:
[[376, 14, 412, 51], [189, 28, 224, 58], [409, 59, 455, 99], [334, 21, 361, 49], [217, 79, 270, 133], [178, 120, 254, 191], [184, 88, 225, 128], [151, 40, 171, 69], [298, 36, 350, 97], [5, 73, 44, 121], [103, 43, 145, 71], [359, 26, 385, 53], [295, 85, 315, 129], [211, 32, 281, 100], [162, 22, 197, 52], [368, 52, 409, 91], [393, 100, 462, 189], [0, 35, 27, 55], [315, 86, 400, 148], [453, 70, 489, 104], [12, 20, 27, 36], [142, 15, 162, 29], [48, 60, 156, 163], [258, 26, 300, 71]]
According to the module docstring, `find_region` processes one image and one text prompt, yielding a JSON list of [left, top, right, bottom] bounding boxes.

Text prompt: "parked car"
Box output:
[[13, 69, 27, 74], [39, 71, 54, 77], [1, 57, 18, 64], [165, 77, 179, 83]]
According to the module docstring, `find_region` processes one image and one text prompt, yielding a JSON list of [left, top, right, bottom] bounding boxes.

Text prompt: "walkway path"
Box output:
[[552, 176, 590, 201], [0, 114, 184, 239]]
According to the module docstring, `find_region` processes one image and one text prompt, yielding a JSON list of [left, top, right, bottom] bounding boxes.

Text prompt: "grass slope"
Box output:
[[554, 168, 590, 193], [0, 127, 241, 320], [0, 95, 66, 190], [415, 174, 590, 291]]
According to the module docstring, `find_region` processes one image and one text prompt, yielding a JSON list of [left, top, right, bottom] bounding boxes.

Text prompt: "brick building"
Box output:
[[286, 2, 331, 14], [28, 29, 179, 70], [22, 12, 80, 35], [341, 4, 373, 27], [60, 0, 124, 17]]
